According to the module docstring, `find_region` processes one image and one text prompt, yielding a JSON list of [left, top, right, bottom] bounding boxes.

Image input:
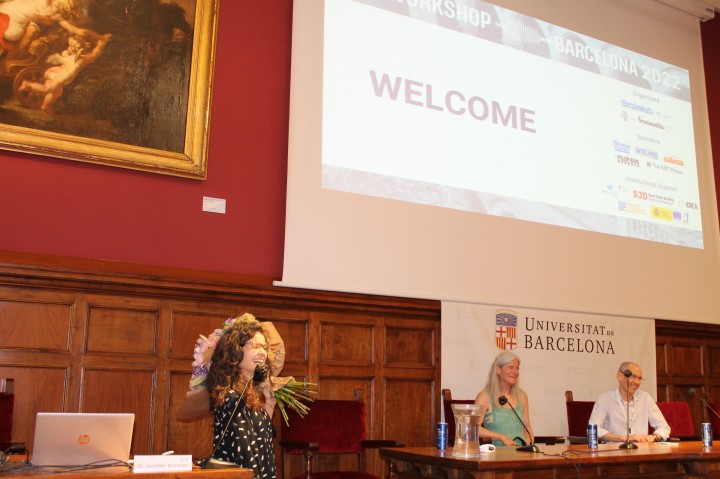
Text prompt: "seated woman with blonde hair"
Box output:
[[474, 351, 535, 447]]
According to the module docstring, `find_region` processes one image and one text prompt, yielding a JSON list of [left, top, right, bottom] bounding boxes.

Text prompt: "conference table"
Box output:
[[0, 460, 254, 479], [380, 442, 720, 478]]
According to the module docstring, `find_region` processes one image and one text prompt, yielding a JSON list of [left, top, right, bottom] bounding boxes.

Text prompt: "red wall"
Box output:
[[0, 2, 718, 280], [0, 1, 292, 278]]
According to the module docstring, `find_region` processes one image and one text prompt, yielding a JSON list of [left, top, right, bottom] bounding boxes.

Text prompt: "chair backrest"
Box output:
[[441, 389, 475, 446], [655, 401, 695, 438], [280, 399, 380, 479], [565, 390, 595, 437], [0, 379, 14, 447], [281, 399, 366, 453], [709, 401, 720, 435]]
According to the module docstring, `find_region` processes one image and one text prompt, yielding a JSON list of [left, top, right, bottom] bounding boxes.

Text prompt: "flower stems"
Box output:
[[274, 381, 318, 426]]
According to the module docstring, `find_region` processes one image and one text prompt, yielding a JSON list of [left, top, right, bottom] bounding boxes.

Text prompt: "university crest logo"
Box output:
[[495, 310, 517, 351]]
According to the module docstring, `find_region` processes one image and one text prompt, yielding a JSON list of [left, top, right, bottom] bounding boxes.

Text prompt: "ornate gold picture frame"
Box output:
[[0, 0, 218, 179]]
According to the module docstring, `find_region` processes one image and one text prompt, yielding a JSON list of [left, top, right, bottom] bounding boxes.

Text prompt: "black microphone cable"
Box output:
[[535, 449, 581, 479], [688, 387, 720, 423], [498, 395, 539, 452]]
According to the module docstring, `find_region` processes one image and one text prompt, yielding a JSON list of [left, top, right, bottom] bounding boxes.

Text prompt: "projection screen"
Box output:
[[278, 0, 720, 323]]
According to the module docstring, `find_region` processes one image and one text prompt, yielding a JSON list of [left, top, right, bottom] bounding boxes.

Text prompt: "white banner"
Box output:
[[441, 302, 656, 437]]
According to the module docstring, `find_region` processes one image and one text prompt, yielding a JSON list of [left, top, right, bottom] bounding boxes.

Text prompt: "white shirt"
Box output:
[[588, 388, 671, 441]]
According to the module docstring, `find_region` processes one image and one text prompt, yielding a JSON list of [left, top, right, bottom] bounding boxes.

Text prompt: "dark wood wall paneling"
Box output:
[[2, 254, 720, 476], [0, 254, 440, 478], [656, 320, 720, 435]]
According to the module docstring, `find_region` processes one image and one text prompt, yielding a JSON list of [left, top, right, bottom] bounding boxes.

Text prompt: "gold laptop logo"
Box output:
[[77, 434, 91, 445]]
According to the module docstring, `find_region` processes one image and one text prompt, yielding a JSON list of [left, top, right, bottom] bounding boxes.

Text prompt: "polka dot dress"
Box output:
[[213, 390, 277, 479]]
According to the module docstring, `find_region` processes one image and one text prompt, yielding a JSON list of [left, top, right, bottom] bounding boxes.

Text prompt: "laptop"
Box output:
[[566, 435, 590, 444], [31, 412, 135, 466]]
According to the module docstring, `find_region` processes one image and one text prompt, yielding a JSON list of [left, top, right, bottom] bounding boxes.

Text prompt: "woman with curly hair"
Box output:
[[205, 315, 278, 478]]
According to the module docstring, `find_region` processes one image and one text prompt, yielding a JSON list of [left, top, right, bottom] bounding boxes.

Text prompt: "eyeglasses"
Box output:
[[245, 341, 268, 352], [631, 375, 644, 382]]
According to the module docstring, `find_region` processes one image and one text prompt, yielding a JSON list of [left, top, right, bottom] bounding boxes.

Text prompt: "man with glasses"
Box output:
[[588, 361, 670, 443]]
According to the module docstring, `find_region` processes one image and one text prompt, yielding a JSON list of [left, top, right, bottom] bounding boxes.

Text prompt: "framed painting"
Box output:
[[0, 0, 219, 179]]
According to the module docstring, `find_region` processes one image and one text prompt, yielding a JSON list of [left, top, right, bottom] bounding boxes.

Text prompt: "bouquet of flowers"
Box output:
[[271, 378, 318, 425]]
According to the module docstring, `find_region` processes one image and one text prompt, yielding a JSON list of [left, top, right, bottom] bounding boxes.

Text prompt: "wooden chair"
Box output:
[[0, 379, 13, 451], [441, 389, 475, 446], [655, 401, 697, 441], [565, 390, 595, 442], [442, 388, 564, 446], [709, 401, 720, 436], [280, 399, 403, 479]]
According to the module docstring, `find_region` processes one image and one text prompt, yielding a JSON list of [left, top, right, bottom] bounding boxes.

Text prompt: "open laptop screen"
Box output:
[[31, 412, 134, 466]]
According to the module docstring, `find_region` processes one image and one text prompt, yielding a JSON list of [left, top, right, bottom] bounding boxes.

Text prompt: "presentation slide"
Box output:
[[281, 0, 720, 324], [322, 0, 702, 248]]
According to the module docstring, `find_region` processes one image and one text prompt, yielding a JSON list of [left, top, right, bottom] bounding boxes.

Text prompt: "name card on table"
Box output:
[[133, 455, 193, 473]]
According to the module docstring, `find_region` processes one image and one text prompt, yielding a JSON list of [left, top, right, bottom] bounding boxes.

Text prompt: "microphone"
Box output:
[[688, 387, 720, 423], [498, 395, 539, 452], [253, 363, 269, 383], [619, 369, 637, 450]]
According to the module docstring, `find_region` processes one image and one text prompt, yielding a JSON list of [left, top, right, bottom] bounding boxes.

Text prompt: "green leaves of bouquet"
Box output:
[[272, 378, 318, 426]]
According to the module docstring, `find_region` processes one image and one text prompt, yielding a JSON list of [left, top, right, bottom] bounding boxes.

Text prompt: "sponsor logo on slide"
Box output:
[[651, 206, 673, 221], [635, 147, 659, 159], [613, 140, 630, 153], [638, 116, 665, 130], [664, 156, 684, 166], [618, 201, 645, 215], [495, 310, 517, 351], [617, 155, 640, 167], [621, 99, 653, 114], [602, 182, 618, 196], [648, 193, 674, 206]]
